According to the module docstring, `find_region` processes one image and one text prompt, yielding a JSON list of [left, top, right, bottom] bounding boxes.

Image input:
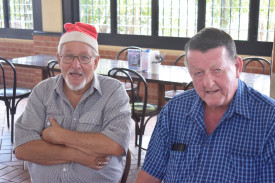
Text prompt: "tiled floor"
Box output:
[[0, 98, 156, 183]]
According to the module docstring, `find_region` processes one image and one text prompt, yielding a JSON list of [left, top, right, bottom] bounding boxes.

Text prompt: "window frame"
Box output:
[[0, 0, 42, 39], [63, 0, 273, 56]]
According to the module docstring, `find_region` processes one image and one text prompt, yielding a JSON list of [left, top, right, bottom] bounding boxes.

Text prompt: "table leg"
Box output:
[[158, 84, 165, 107], [42, 69, 48, 80]]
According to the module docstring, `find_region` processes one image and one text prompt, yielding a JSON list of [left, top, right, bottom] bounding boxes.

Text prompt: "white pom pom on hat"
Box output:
[[58, 22, 98, 54]]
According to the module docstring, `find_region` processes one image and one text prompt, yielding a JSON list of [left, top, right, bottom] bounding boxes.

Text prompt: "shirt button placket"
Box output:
[[61, 165, 69, 182]]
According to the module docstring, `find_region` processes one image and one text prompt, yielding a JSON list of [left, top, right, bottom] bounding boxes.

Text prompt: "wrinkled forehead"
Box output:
[[185, 46, 233, 66]]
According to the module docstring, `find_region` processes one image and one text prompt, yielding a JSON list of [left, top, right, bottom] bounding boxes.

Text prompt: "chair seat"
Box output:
[[108, 67, 160, 166], [132, 102, 159, 115], [123, 82, 138, 91], [0, 88, 31, 99], [165, 90, 185, 100]]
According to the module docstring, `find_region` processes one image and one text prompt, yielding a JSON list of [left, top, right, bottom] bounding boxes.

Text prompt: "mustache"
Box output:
[[67, 70, 84, 75]]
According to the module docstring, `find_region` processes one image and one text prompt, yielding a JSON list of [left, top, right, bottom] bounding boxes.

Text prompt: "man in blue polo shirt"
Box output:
[[136, 27, 275, 182]]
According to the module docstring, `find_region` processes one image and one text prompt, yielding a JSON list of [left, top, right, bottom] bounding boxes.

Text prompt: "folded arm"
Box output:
[[135, 170, 162, 183], [14, 139, 110, 169], [42, 117, 124, 156]]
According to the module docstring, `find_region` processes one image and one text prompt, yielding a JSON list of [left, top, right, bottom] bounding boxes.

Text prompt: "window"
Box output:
[[159, 0, 198, 38], [0, 0, 4, 28], [258, 0, 275, 42], [79, 0, 111, 33], [205, 0, 250, 41], [0, 0, 33, 29], [0, 0, 40, 39], [64, 0, 274, 56], [117, 0, 151, 35], [9, 0, 33, 29]]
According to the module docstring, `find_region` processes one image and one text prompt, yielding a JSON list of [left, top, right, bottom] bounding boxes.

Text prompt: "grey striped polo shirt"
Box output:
[[14, 73, 131, 183]]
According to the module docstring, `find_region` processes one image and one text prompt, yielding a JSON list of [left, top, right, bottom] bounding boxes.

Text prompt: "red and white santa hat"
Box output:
[[58, 22, 98, 54]]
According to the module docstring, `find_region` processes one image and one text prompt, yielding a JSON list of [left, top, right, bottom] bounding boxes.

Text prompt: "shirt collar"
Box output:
[[187, 79, 250, 120], [186, 92, 205, 120], [92, 73, 102, 96], [225, 79, 250, 119]]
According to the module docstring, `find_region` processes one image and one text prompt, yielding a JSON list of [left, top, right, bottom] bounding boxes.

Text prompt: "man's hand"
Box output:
[[42, 117, 65, 145], [79, 155, 111, 170]]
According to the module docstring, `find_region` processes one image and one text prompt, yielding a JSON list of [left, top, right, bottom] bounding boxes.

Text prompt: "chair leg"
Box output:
[[11, 111, 15, 143], [135, 122, 139, 147], [10, 103, 17, 143], [5, 101, 10, 128], [137, 130, 143, 166]]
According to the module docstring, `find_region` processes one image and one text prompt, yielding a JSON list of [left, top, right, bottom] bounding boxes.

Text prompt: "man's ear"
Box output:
[[57, 53, 61, 65], [235, 56, 243, 78], [93, 56, 100, 70]]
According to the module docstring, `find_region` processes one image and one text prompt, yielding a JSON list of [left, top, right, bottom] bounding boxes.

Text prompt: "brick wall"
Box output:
[[0, 35, 272, 104], [33, 35, 60, 55], [0, 39, 33, 59]]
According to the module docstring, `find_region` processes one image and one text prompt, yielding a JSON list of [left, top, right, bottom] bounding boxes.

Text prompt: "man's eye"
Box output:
[[80, 56, 90, 60], [195, 72, 202, 76], [64, 55, 73, 59]]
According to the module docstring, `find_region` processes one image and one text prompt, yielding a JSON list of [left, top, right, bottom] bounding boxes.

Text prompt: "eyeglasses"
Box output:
[[60, 55, 96, 64]]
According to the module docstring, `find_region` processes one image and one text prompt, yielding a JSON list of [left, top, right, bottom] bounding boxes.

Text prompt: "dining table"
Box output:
[[8, 54, 271, 106], [240, 72, 270, 97], [9, 54, 57, 80]]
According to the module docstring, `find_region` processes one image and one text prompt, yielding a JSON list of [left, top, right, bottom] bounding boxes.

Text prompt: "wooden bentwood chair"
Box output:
[[120, 149, 131, 183], [165, 54, 193, 101], [116, 46, 143, 96], [0, 57, 32, 143], [116, 46, 143, 61], [47, 60, 59, 77], [108, 68, 161, 166], [242, 57, 271, 74]]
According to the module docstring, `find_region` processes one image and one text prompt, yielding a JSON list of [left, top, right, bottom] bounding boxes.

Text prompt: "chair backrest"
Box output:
[[242, 57, 271, 74], [47, 60, 59, 77], [184, 81, 193, 91], [0, 57, 17, 100], [120, 149, 131, 183], [174, 54, 186, 66], [173, 54, 186, 90], [108, 67, 148, 123], [116, 46, 143, 61]]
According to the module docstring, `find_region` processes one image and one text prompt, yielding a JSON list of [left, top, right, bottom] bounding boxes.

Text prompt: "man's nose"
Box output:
[[71, 56, 81, 67], [204, 72, 214, 88]]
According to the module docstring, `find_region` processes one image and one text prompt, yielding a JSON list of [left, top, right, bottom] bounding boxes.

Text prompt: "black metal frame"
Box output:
[[108, 67, 160, 166], [0, 57, 31, 143], [47, 60, 59, 77], [165, 81, 193, 101], [62, 0, 273, 56], [242, 57, 271, 74], [120, 149, 131, 183], [115, 46, 143, 60]]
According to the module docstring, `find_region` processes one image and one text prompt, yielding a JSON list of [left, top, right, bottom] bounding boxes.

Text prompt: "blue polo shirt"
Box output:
[[142, 80, 275, 182]]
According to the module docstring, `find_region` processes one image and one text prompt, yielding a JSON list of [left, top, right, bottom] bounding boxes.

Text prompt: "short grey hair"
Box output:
[[184, 27, 237, 66]]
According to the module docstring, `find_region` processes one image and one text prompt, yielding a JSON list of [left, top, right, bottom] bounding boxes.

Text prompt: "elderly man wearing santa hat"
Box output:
[[14, 22, 131, 183]]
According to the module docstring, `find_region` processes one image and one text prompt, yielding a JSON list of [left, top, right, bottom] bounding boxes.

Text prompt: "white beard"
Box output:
[[64, 70, 87, 91]]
